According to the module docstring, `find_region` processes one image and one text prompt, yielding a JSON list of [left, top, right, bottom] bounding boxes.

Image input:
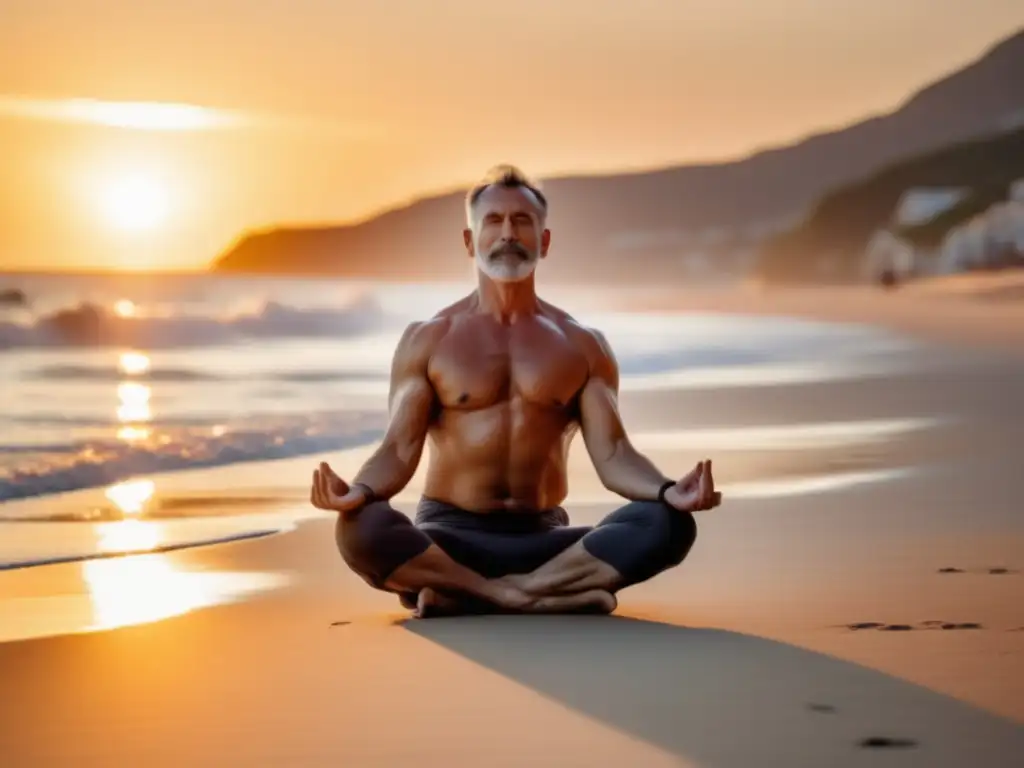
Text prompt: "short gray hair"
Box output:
[[465, 164, 548, 226]]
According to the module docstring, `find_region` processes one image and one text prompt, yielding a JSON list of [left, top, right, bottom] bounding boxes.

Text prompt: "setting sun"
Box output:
[[97, 172, 170, 233]]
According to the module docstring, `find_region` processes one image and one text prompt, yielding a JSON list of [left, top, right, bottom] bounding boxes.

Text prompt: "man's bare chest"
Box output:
[[428, 321, 590, 410]]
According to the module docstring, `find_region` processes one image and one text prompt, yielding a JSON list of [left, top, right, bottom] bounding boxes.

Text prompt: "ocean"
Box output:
[[0, 271, 929, 566]]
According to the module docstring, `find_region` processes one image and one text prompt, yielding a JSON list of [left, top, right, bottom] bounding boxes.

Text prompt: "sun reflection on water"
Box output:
[[83, 553, 288, 632], [104, 478, 155, 517], [82, 488, 290, 632], [117, 425, 152, 442], [119, 350, 150, 375], [116, 350, 153, 441], [116, 381, 152, 423]]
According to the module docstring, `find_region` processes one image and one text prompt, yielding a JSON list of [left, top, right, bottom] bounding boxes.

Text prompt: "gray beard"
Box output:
[[475, 243, 539, 282]]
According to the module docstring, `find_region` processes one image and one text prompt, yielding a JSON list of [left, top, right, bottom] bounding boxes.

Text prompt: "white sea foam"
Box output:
[[0, 294, 393, 350]]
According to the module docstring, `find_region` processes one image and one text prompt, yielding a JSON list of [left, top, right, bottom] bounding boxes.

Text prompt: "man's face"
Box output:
[[464, 185, 550, 282]]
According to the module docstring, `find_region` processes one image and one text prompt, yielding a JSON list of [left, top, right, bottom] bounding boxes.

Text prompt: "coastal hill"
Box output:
[[213, 29, 1024, 283], [757, 126, 1024, 282]]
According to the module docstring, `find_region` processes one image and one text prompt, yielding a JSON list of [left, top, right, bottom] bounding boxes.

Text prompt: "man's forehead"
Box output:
[[475, 184, 544, 216]]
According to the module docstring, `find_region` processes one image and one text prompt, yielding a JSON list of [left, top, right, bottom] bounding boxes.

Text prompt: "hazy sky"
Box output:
[[1, 0, 1022, 271]]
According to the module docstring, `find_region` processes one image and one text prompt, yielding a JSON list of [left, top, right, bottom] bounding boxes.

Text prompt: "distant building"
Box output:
[[866, 182, 1024, 282], [936, 201, 1024, 272], [892, 187, 968, 227], [864, 230, 916, 280]]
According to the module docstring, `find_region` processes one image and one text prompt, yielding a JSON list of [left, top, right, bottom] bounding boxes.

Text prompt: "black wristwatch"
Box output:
[[351, 482, 378, 506], [656, 480, 675, 504]]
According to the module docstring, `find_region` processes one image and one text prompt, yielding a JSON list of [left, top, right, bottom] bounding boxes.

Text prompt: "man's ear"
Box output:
[[463, 228, 474, 258], [540, 228, 551, 258]]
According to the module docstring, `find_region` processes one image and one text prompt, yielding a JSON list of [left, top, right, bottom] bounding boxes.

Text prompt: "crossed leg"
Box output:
[[335, 499, 697, 617]]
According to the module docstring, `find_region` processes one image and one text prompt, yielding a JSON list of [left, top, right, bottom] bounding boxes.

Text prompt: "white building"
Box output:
[[937, 200, 1024, 272], [868, 181, 1024, 279], [1009, 178, 1024, 203], [892, 187, 969, 227], [865, 230, 916, 279]]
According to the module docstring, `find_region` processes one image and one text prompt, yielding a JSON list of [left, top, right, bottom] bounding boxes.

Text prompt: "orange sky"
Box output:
[[1, 0, 1022, 272]]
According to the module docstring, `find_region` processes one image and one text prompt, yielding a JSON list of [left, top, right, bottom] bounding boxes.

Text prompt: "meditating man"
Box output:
[[310, 164, 722, 617]]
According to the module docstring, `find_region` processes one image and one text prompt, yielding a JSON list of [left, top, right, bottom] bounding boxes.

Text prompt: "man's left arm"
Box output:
[[578, 330, 721, 511], [578, 330, 673, 501]]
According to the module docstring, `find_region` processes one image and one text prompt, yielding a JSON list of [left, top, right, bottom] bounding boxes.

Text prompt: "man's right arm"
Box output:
[[349, 320, 441, 501]]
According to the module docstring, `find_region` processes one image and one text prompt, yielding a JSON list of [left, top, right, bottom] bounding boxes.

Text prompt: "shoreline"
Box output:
[[649, 279, 1024, 357], [0, 527, 281, 572]]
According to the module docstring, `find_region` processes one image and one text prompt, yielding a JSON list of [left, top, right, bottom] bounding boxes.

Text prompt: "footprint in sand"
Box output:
[[920, 621, 983, 630], [806, 703, 837, 713], [845, 621, 984, 632], [936, 566, 1017, 575], [859, 736, 918, 750]]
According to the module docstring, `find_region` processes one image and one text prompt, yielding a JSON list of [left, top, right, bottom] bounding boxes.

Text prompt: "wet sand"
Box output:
[[2, 283, 1023, 766]]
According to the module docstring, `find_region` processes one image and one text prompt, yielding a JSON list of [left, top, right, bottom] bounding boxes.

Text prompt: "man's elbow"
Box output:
[[591, 445, 626, 490], [378, 433, 426, 475]]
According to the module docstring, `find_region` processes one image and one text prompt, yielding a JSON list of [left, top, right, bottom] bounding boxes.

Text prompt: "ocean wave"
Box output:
[[0, 294, 392, 351], [25, 364, 221, 383], [0, 411, 386, 503], [23, 363, 387, 384]]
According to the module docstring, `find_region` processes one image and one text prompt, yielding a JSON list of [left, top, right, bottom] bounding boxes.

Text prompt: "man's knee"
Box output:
[[627, 499, 697, 566], [334, 500, 431, 589], [659, 503, 698, 567], [585, 500, 697, 586]]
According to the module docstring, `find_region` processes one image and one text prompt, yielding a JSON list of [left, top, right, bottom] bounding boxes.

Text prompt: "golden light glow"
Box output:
[[116, 381, 152, 423], [0, 97, 243, 131], [104, 478, 155, 516], [98, 172, 170, 233], [117, 425, 151, 442], [85, 555, 205, 629], [96, 518, 160, 551], [119, 350, 150, 375], [83, 553, 289, 632], [113, 299, 137, 318]]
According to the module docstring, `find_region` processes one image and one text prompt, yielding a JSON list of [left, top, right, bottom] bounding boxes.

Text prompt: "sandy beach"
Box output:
[[2, 282, 1023, 766]]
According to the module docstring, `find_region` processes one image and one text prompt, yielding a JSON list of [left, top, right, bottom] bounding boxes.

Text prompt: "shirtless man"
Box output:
[[311, 164, 722, 617]]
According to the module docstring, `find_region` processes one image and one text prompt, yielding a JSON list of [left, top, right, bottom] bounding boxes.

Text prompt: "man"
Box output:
[[311, 164, 721, 617]]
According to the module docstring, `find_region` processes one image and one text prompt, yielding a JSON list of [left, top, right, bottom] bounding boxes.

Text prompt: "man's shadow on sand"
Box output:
[[403, 614, 1024, 768]]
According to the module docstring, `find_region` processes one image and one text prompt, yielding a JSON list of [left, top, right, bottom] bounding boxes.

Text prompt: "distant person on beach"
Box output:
[[311, 164, 721, 616]]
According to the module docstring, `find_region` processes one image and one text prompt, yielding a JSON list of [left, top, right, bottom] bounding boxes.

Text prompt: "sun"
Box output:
[[98, 172, 170, 233]]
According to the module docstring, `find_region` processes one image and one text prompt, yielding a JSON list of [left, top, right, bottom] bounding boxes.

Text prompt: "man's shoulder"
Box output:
[[540, 302, 616, 368], [395, 315, 453, 359]]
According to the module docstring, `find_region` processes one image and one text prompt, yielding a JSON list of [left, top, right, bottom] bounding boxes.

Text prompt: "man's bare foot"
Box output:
[[483, 577, 536, 612], [407, 581, 614, 618], [413, 587, 465, 618], [525, 589, 617, 615], [411, 583, 531, 618]]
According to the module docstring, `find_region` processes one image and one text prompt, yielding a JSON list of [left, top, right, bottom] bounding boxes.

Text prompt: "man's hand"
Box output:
[[310, 462, 369, 514], [662, 460, 722, 512]]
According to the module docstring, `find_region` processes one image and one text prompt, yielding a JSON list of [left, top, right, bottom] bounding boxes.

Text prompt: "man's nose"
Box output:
[[500, 217, 515, 240]]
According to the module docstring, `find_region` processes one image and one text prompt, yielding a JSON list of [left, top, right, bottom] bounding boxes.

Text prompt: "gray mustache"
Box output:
[[488, 243, 530, 260]]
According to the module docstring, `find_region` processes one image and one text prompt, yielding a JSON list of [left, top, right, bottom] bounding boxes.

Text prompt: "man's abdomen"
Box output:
[[424, 399, 572, 512]]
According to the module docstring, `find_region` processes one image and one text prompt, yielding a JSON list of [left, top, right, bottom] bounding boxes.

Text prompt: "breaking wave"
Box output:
[[0, 410, 387, 504], [0, 294, 392, 351]]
